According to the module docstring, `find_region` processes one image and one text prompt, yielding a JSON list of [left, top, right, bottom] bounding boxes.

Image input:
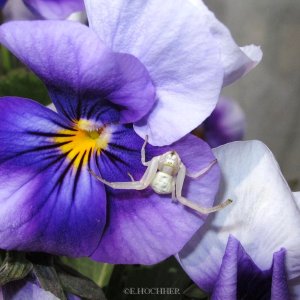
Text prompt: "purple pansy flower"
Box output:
[[177, 141, 300, 299], [0, 21, 221, 264], [84, 0, 262, 146], [201, 97, 246, 147], [2, 0, 84, 20]]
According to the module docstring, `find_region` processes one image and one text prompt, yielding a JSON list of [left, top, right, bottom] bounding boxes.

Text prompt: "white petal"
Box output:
[[85, 0, 224, 145], [293, 192, 300, 209], [178, 141, 300, 287], [188, 0, 263, 86], [46, 103, 56, 111]]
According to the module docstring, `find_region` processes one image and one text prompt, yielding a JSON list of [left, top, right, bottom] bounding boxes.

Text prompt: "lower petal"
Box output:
[[91, 130, 220, 264], [0, 97, 106, 256], [178, 141, 300, 293]]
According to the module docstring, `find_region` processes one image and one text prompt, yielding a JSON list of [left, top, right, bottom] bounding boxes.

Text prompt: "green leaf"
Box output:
[[56, 264, 107, 300], [33, 264, 66, 300], [29, 254, 66, 300], [0, 251, 33, 285], [0, 68, 51, 105], [1, 46, 12, 74], [60, 257, 113, 288], [183, 284, 210, 299]]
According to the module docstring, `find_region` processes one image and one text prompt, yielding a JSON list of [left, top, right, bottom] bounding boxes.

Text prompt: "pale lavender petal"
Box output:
[[0, 21, 155, 124], [293, 192, 300, 210], [85, 0, 224, 145], [92, 134, 220, 264], [189, 0, 263, 86], [24, 0, 84, 19], [178, 141, 300, 291]]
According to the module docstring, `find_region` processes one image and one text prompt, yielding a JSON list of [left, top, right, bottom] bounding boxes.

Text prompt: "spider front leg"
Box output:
[[141, 135, 150, 166], [175, 163, 232, 214], [186, 159, 217, 179], [89, 156, 160, 191]]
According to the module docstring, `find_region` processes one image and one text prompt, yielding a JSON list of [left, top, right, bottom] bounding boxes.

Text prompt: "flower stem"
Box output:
[[1, 46, 12, 73], [97, 263, 114, 287]]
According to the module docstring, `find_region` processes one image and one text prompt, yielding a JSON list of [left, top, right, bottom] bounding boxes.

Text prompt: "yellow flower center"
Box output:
[[54, 119, 111, 168]]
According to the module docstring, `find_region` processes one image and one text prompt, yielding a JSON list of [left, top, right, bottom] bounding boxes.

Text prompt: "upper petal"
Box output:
[[23, 0, 84, 19], [90, 128, 220, 264], [85, 0, 224, 145], [0, 21, 155, 125], [189, 0, 263, 86], [0, 97, 107, 256], [178, 141, 300, 291]]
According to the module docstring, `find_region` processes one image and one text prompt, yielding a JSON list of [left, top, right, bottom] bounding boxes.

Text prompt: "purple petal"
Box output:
[[2, 278, 59, 300], [178, 141, 300, 294], [0, 21, 155, 125], [210, 236, 289, 300], [23, 0, 84, 19], [85, 0, 224, 145], [0, 0, 7, 9], [0, 97, 106, 256], [271, 250, 290, 300], [203, 97, 246, 147], [91, 130, 220, 264], [67, 294, 82, 300]]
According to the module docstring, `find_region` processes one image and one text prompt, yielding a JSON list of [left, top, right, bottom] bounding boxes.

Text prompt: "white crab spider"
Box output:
[[89, 136, 232, 214]]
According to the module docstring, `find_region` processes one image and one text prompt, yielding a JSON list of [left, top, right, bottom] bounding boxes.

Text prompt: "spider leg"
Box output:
[[89, 157, 159, 190], [186, 159, 217, 179], [127, 172, 135, 182], [177, 196, 233, 215], [171, 179, 176, 202], [175, 163, 232, 214], [141, 135, 150, 166]]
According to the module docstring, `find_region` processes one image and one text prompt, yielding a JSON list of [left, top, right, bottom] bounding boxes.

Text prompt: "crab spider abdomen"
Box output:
[[150, 171, 174, 194]]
